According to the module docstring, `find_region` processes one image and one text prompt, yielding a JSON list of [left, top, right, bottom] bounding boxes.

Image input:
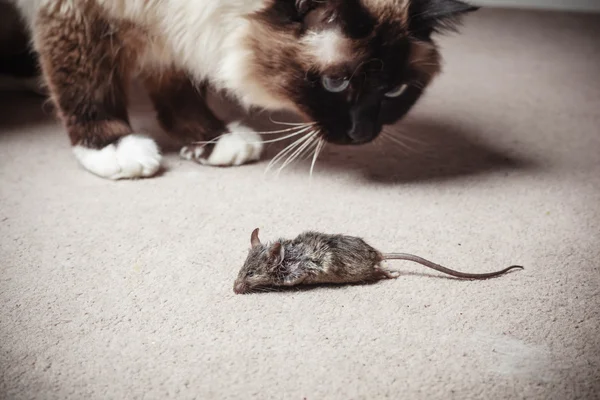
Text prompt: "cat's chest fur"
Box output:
[[13, 0, 285, 109]]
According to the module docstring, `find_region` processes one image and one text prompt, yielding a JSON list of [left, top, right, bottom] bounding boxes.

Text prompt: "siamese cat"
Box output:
[[7, 0, 477, 179]]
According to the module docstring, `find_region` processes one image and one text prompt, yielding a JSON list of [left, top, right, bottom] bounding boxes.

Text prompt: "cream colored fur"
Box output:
[[302, 28, 352, 67], [11, 0, 286, 111]]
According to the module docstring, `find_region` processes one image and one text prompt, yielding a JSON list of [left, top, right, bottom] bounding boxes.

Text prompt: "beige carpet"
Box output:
[[1, 7, 599, 400]]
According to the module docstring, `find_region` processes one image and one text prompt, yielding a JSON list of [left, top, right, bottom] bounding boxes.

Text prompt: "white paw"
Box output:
[[180, 122, 263, 167], [73, 134, 162, 180]]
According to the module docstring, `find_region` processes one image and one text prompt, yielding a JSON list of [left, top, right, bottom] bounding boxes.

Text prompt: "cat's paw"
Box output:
[[72, 134, 162, 180], [180, 122, 263, 167]]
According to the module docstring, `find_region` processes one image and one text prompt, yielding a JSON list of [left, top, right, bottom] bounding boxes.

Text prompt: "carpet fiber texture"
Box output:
[[1, 8, 599, 400]]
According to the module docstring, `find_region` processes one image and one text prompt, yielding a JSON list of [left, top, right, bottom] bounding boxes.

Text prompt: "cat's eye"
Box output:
[[385, 84, 408, 98], [322, 76, 350, 93], [246, 271, 255, 277]]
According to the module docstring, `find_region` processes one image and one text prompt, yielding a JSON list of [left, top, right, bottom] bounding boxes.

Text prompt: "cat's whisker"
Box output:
[[255, 124, 316, 135], [384, 133, 415, 150], [265, 140, 304, 174], [299, 133, 321, 166], [383, 132, 421, 154], [249, 126, 315, 144], [373, 137, 389, 157], [299, 137, 322, 163], [293, 139, 317, 166], [381, 133, 409, 156], [276, 131, 317, 175], [384, 127, 429, 146], [192, 124, 314, 146], [276, 131, 318, 176], [268, 115, 317, 127], [384, 130, 441, 160], [269, 131, 314, 165], [280, 134, 318, 175], [268, 121, 315, 127], [191, 136, 224, 146], [310, 138, 325, 178], [265, 130, 316, 174]]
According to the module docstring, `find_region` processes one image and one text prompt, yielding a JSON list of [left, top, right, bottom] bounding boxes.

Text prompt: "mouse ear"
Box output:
[[268, 242, 285, 261], [250, 228, 261, 248]]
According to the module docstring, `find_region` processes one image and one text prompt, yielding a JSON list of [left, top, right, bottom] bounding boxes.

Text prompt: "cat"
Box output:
[[7, 0, 477, 179]]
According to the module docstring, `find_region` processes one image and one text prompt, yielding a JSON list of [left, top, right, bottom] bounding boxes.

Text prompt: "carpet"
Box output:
[[1, 7, 599, 400]]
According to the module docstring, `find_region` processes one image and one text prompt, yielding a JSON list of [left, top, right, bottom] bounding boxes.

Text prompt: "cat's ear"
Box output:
[[268, 242, 285, 262], [409, 0, 479, 36], [250, 228, 261, 248]]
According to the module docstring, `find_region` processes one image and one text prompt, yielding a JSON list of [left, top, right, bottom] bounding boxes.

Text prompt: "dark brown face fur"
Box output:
[[250, 0, 477, 145], [234, 233, 285, 294]]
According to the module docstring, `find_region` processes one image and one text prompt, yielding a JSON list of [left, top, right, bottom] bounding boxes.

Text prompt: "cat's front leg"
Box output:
[[144, 71, 263, 167], [33, 8, 161, 180]]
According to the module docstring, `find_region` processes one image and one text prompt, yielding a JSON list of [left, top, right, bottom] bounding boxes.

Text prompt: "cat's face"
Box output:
[[249, 0, 477, 145]]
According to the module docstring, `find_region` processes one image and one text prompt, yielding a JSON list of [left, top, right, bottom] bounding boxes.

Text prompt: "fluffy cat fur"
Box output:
[[7, 0, 477, 179]]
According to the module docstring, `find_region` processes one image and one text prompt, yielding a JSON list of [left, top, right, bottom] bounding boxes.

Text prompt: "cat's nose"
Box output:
[[347, 102, 381, 144], [347, 119, 379, 144]]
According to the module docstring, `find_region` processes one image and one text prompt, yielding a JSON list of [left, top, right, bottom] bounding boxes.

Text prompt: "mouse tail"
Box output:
[[382, 253, 524, 279]]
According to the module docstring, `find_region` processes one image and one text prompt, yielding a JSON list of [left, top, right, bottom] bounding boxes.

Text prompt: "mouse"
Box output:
[[233, 228, 524, 294]]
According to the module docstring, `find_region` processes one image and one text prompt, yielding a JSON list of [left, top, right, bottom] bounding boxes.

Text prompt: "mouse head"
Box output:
[[234, 228, 286, 294]]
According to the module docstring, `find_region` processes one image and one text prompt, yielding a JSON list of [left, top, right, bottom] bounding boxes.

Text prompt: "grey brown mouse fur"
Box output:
[[233, 228, 523, 294]]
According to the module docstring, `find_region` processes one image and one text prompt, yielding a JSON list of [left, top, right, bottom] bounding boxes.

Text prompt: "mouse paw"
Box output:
[[377, 268, 400, 279]]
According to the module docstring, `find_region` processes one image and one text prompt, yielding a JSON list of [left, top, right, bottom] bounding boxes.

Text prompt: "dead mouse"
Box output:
[[233, 228, 523, 294]]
